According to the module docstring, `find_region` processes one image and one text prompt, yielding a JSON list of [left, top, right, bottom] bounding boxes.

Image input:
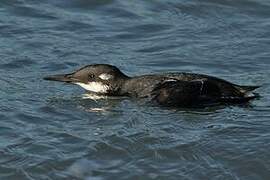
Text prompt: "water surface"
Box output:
[[0, 0, 270, 179]]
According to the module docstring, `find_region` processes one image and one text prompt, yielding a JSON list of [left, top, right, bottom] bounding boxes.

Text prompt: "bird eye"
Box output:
[[88, 74, 95, 79]]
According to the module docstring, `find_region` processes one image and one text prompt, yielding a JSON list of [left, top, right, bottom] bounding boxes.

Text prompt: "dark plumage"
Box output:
[[44, 64, 260, 107]]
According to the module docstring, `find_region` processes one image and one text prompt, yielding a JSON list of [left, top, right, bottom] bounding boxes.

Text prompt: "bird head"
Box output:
[[44, 64, 129, 95]]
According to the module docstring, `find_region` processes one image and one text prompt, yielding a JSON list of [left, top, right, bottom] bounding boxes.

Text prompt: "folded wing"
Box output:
[[151, 79, 258, 107]]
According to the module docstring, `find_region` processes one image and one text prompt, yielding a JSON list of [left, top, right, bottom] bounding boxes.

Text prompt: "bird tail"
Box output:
[[236, 85, 260, 93], [238, 86, 261, 92], [233, 85, 260, 100], [220, 95, 258, 104]]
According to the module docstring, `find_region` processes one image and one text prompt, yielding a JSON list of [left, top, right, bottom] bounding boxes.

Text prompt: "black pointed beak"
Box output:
[[43, 73, 78, 83]]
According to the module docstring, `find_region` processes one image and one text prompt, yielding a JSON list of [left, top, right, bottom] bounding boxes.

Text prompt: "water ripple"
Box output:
[[0, 0, 270, 179]]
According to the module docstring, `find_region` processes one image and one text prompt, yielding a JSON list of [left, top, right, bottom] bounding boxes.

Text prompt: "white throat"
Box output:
[[75, 82, 109, 93]]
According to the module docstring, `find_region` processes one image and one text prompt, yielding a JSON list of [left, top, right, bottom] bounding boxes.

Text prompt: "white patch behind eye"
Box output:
[[99, 73, 113, 80], [75, 82, 109, 93]]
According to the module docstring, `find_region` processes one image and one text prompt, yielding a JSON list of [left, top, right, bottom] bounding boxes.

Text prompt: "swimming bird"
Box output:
[[44, 64, 260, 107]]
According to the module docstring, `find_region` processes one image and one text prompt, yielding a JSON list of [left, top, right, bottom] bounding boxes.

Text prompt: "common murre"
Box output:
[[44, 64, 260, 107]]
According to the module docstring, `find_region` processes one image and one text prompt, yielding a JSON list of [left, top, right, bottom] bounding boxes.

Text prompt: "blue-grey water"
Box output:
[[1, 0, 270, 179]]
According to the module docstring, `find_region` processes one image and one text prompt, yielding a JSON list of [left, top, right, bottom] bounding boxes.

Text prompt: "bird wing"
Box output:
[[151, 78, 220, 107], [151, 77, 258, 107]]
